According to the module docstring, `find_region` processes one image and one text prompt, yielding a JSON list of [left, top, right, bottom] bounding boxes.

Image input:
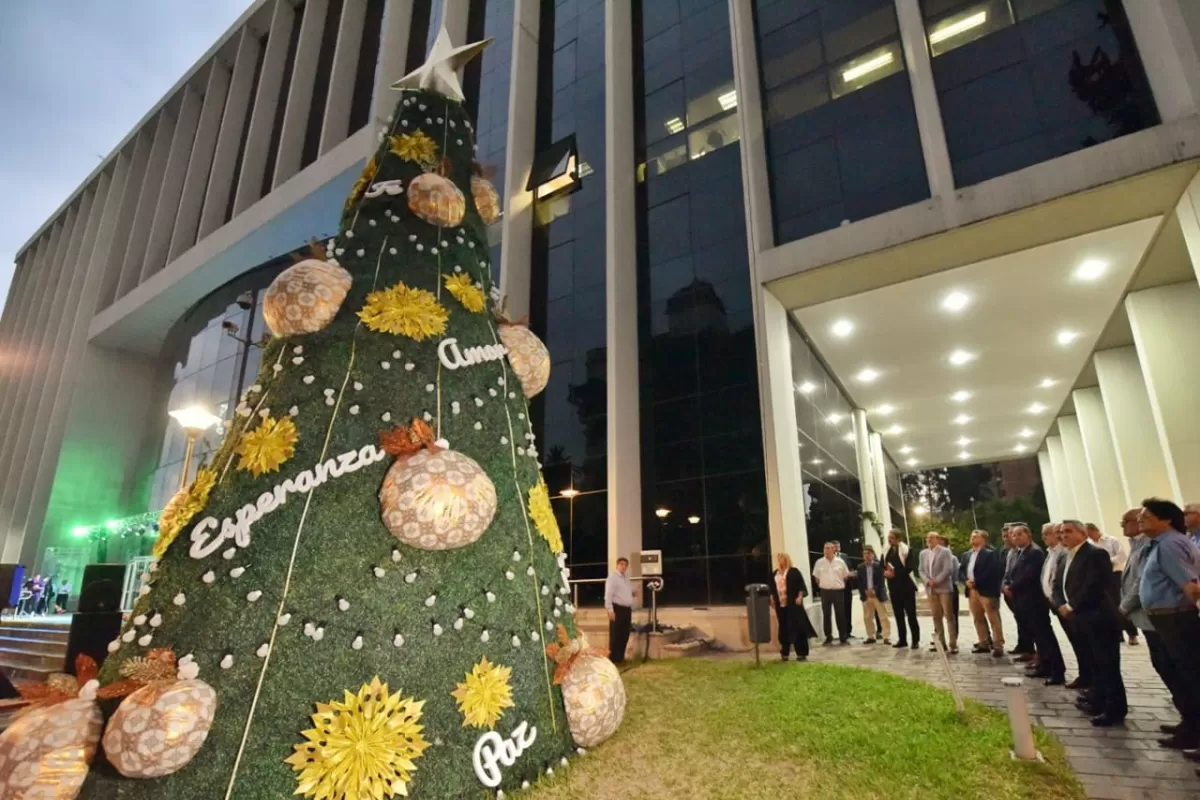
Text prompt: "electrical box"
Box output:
[[636, 549, 662, 577]]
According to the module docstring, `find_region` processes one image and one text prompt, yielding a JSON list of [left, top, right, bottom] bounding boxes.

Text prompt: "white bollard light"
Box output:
[[1002, 677, 1039, 761]]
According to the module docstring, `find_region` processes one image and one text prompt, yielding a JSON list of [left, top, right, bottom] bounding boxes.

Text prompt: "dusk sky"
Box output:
[[0, 0, 253, 313]]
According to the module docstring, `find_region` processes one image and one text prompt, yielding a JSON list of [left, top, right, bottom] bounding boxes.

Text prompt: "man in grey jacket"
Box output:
[[920, 532, 958, 654]]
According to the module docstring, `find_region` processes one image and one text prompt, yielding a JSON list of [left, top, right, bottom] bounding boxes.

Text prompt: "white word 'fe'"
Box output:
[[189, 444, 389, 559], [473, 721, 538, 788]]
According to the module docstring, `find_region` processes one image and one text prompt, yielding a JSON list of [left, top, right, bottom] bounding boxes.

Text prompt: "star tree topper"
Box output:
[[392, 25, 493, 103]]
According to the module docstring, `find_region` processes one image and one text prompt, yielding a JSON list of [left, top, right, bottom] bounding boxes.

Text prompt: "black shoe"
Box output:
[[1027, 669, 1051, 679], [1076, 702, 1101, 714], [863, 638, 876, 644], [795, 656, 807, 662], [823, 638, 833, 646], [893, 641, 907, 648], [1014, 653, 1035, 663], [839, 639, 850, 645], [781, 655, 790, 661], [949, 646, 958, 654], [1044, 677, 1066, 686], [1065, 678, 1089, 690], [1007, 646, 1026, 655], [1161, 723, 1186, 735], [1127, 636, 1139, 646], [911, 642, 920, 650], [1091, 714, 1125, 728], [992, 649, 1004, 658], [972, 644, 989, 654], [1182, 748, 1200, 763], [1159, 734, 1200, 750]]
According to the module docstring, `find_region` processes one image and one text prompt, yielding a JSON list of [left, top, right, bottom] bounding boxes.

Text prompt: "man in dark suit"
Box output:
[[1001, 524, 1034, 658], [960, 530, 1004, 656], [856, 546, 890, 644], [883, 529, 919, 649], [1005, 525, 1065, 684], [1058, 519, 1127, 725]]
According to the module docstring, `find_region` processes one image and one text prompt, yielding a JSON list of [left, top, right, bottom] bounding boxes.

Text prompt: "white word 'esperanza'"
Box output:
[[438, 337, 508, 371], [473, 720, 538, 788], [189, 444, 389, 559]]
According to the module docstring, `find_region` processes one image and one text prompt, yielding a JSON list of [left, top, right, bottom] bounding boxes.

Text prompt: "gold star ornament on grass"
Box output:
[[235, 416, 299, 477], [443, 273, 486, 313], [451, 656, 515, 730], [358, 282, 449, 340], [390, 131, 438, 167], [286, 677, 430, 799]]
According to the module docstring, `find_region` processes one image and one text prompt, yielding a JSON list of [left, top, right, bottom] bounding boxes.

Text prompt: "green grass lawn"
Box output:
[[530, 659, 1084, 800]]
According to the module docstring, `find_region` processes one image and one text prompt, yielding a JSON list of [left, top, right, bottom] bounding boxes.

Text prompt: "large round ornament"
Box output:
[[561, 654, 625, 748], [499, 324, 550, 398], [0, 698, 102, 799], [102, 679, 217, 779], [263, 259, 352, 337], [408, 172, 466, 228], [380, 448, 497, 550], [471, 175, 501, 225]]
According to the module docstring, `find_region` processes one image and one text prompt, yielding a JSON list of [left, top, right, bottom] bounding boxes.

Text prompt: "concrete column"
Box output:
[[143, 85, 204, 281], [727, 0, 773, 253], [1037, 448, 1062, 521], [1094, 346, 1175, 502], [96, 142, 146, 311], [117, 112, 175, 298], [1046, 435, 1077, 519], [171, 61, 231, 261], [235, 0, 299, 214], [321, 0, 368, 155], [1175, 172, 1200, 288], [758, 293, 812, 578], [869, 432, 892, 531], [604, 0, 641, 566], [1126, 283, 1200, 500], [1058, 416, 1102, 526], [893, 0, 955, 203], [1073, 387, 1129, 525], [1121, 0, 1200, 123], [274, 0, 331, 187], [370, 0, 416, 129], [436, 0, 469, 43], [851, 409, 883, 553], [200, 28, 263, 239], [497, 0, 539, 320]]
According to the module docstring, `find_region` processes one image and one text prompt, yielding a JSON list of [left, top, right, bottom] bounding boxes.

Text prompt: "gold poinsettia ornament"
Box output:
[[443, 273, 486, 313], [528, 479, 564, 554], [390, 131, 438, 167], [155, 467, 216, 558], [451, 656, 515, 729], [358, 282, 449, 340], [235, 415, 299, 477]]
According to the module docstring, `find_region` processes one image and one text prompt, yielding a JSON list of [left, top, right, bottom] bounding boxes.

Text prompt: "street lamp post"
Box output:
[[168, 405, 222, 490]]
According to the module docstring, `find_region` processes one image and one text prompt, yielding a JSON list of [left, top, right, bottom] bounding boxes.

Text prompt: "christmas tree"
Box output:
[[0, 31, 624, 800]]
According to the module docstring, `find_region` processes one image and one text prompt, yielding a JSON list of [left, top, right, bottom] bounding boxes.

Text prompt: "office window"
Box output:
[[752, 0, 930, 245], [920, 0, 1159, 186]]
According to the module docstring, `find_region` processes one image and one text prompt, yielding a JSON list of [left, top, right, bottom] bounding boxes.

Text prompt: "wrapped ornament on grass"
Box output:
[[470, 167, 501, 225], [408, 168, 466, 228], [545, 626, 625, 748], [263, 243, 353, 337], [498, 321, 550, 398], [379, 420, 497, 550], [0, 656, 103, 799]]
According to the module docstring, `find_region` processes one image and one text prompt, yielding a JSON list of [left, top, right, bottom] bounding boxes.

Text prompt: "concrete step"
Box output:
[[0, 645, 66, 672], [0, 629, 72, 648]]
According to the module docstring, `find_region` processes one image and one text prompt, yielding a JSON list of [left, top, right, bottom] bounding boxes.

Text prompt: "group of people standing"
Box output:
[[16, 573, 66, 616]]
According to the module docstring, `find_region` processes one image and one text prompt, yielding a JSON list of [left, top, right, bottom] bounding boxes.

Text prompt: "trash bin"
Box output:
[[745, 583, 771, 644]]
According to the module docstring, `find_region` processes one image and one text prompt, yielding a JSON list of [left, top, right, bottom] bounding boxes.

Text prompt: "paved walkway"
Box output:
[[736, 601, 1199, 800]]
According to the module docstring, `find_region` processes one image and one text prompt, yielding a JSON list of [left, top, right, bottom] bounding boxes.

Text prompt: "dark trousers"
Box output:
[[1007, 594, 1034, 653], [776, 606, 809, 658], [1020, 597, 1064, 680], [1108, 574, 1138, 638], [1056, 607, 1092, 685], [843, 586, 854, 636], [1148, 611, 1200, 730], [889, 586, 919, 644], [608, 604, 632, 664], [1143, 628, 1195, 729], [1081, 615, 1127, 719], [821, 588, 849, 641]]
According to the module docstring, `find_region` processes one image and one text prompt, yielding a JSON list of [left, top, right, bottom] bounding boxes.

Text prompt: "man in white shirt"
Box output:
[[1087, 523, 1138, 646], [919, 532, 958, 654], [813, 542, 852, 645], [604, 557, 634, 664]]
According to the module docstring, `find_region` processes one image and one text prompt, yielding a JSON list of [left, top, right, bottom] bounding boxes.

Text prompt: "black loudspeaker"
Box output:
[[65, 612, 124, 675], [77, 564, 126, 613], [0, 668, 18, 700], [0, 564, 23, 608]]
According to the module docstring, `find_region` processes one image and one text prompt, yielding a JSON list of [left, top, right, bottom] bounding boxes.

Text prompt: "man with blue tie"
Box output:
[[1006, 524, 1064, 684]]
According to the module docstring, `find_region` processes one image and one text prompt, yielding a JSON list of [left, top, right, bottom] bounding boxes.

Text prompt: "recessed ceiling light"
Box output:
[[899, 445, 913, 454], [950, 390, 972, 403], [811, 458, 824, 465], [955, 436, 973, 447], [1038, 377, 1057, 389], [941, 290, 971, 313], [1056, 329, 1080, 346], [948, 349, 976, 366], [1013, 443, 1028, 453], [1027, 402, 1047, 414], [831, 318, 855, 338], [957, 450, 971, 460], [952, 414, 972, 425], [873, 403, 895, 416], [798, 381, 817, 395], [1074, 259, 1108, 281], [825, 468, 838, 476], [842, 433, 856, 443], [855, 367, 880, 383], [1018, 428, 1034, 438], [906, 458, 919, 467], [826, 413, 843, 425], [885, 424, 904, 435]]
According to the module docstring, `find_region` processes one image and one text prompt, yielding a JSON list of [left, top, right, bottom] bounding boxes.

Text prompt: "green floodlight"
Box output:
[[105, 520, 121, 532], [71, 526, 90, 538]]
